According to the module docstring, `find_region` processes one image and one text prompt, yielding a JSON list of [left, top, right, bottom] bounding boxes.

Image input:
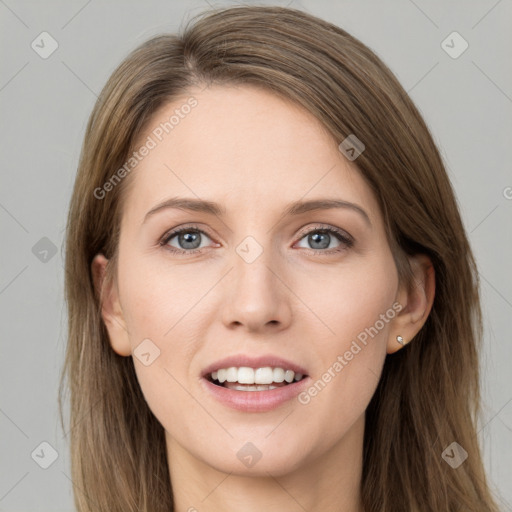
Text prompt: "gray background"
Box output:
[[1, 0, 511, 510]]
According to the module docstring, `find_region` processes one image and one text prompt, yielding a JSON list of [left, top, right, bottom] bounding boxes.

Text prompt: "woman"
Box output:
[[59, 5, 502, 511]]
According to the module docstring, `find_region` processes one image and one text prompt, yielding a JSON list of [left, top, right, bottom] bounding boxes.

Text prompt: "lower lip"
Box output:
[[201, 377, 310, 412]]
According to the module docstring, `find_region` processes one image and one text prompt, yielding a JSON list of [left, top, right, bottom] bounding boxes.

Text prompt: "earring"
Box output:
[[396, 335, 405, 345]]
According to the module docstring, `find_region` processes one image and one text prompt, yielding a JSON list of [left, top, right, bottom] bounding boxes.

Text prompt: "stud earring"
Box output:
[[396, 335, 405, 345]]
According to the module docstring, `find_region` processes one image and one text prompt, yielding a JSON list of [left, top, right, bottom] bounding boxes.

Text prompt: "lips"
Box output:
[[200, 354, 310, 412]]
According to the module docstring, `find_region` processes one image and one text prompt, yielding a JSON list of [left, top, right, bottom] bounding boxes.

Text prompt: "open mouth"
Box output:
[[206, 366, 308, 392]]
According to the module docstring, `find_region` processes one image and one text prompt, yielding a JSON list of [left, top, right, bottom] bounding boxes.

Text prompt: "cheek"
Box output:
[[295, 255, 397, 439], [118, 250, 210, 345], [115, 256, 206, 417], [297, 247, 398, 346]]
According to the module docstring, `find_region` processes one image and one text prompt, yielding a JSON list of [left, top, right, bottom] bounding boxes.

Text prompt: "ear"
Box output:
[[387, 253, 435, 354], [91, 253, 132, 357]]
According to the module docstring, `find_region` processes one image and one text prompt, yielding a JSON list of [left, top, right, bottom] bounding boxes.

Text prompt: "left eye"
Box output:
[[295, 228, 353, 251]]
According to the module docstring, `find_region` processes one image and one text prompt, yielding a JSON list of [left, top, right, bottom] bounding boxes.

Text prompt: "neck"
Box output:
[[166, 414, 365, 512]]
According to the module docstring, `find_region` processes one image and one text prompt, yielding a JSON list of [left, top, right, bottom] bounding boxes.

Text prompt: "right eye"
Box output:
[[160, 226, 217, 254]]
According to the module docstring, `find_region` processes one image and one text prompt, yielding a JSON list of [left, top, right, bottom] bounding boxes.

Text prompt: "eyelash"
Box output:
[[159, 223, 354, 257]]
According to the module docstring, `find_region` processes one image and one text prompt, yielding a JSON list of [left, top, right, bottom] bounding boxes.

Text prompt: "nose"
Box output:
[[220, 242, 293, 334]]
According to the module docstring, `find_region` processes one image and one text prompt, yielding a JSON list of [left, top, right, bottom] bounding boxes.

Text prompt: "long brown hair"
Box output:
[[59, 6, 502, 511]]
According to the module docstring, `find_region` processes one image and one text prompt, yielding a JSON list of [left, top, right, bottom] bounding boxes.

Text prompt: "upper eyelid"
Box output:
[[296, 223, 352, 239], [161, 224, 212, 242]]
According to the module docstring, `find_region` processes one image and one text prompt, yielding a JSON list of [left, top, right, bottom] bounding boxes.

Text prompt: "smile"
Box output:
[[200, 355, 310, 412], [208, 366, 306, 391]]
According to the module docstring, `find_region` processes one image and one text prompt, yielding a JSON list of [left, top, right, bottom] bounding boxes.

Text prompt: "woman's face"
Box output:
[[100, 84, 406, 476]]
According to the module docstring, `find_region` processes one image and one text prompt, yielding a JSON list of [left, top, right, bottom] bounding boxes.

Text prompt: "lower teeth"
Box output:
[[224, 383, 280, 391], [217, 380, 297, 391], [209, 377, 306, 391]]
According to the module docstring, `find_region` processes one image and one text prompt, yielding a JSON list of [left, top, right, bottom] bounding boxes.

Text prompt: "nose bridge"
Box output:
[[232, 233, 279, 300]]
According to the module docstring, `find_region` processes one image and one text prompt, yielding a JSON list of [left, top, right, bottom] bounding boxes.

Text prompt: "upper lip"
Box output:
[[201, 354, 309, 378]]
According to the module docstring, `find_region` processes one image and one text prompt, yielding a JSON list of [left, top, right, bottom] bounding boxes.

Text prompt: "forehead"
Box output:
[[122, 84, 380, 225]]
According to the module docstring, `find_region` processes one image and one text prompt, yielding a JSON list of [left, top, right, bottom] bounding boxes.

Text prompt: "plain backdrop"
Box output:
[[1, 0, 511, 510]]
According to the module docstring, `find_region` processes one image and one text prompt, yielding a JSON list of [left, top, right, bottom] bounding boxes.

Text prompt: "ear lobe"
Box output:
[[91, 253, 132, 357], [387, 254, 435, 354]]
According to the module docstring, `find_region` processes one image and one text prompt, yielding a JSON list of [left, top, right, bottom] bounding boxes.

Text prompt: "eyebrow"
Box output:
[[143, 197, 371, 226]]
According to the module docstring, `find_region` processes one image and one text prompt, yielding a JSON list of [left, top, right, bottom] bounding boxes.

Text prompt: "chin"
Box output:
[[198, 433, 314, 477]]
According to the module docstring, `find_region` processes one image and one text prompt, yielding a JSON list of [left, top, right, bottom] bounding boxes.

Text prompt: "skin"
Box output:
[[92, 84, 435, 512]]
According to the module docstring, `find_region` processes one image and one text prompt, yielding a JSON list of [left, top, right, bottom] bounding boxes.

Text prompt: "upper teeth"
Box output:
[[211, 367, 304, 384]]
